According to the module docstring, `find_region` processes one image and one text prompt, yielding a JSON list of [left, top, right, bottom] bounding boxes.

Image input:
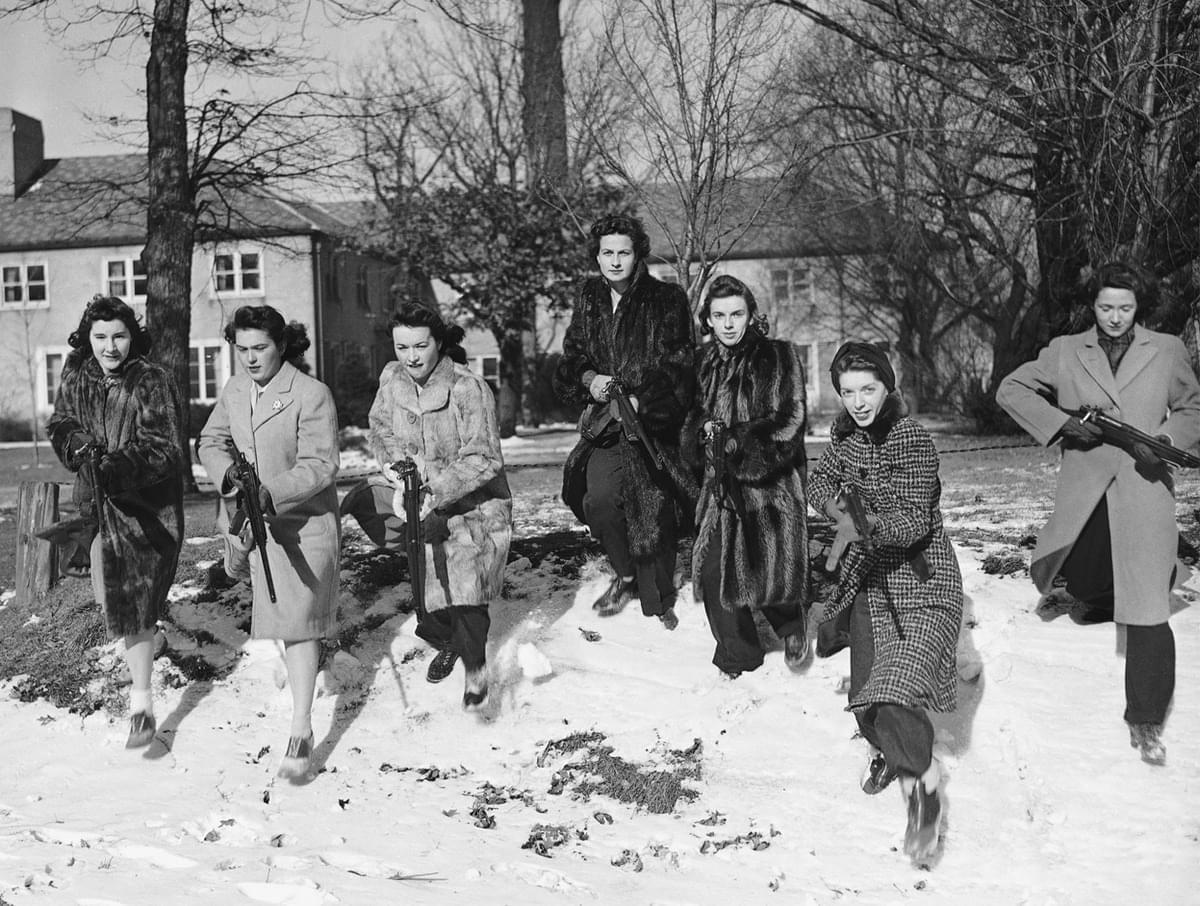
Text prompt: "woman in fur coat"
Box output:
[[47, 295, 185, 750], [808, 342, 962, 865], [681, 275, 810, 677], [198, 306, 340, 781], [369, 302, 512, 711], [997, 261, 1200, 767], [552, 214, 695, 629]]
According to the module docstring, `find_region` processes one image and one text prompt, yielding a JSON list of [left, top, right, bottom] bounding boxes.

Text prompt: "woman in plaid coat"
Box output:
[[808, 341, 962, 865]]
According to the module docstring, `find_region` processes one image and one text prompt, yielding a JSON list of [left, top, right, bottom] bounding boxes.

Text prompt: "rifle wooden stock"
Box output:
[[1077, 406, 1200, 468], [608, 380, 666, 470], [394, 458, 426, 618], [227, 441, 276, 603]]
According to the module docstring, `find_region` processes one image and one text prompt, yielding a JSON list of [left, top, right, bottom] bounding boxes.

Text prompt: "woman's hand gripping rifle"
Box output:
[[393, 458, 426, 618], [226, 440, 276, 603], [606, 379, 666, 470]]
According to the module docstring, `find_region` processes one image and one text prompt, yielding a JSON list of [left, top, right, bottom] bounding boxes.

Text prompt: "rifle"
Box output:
[[606, 379, 666, 470], [708, 420, 748, 521], [1076, 406, 1200, 468], [393, 458, 426, 618], [823, 484, 908, 641], [226, 440, 276, 603]]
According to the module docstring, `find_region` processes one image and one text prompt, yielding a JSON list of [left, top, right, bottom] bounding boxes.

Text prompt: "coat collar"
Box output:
[[390, 354, 455, 413], [1077, 325, 1156, 404], [242, 361, 300, 429]]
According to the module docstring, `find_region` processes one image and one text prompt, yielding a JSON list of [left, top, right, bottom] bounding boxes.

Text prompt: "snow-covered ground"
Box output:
[[2, 448, 1198, 905]]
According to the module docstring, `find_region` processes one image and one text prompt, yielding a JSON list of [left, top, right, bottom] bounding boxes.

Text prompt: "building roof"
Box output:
[[0, 154, 358, 252], [639, 180, 900, 265]]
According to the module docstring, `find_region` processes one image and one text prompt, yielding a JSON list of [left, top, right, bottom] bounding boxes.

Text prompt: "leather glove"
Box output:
[[1057, 416, 1104, 450], [1130, 438, 1168, 471], [65, 431, 99, 470], [223, 463, 245, 494], [589, 373, 613, 402]]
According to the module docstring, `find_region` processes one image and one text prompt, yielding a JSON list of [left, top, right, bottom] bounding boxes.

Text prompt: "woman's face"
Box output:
[[1093, 287, 1137, 339], [707, 295, 751, 348], [89, 319, 133, 374], [596, 233, 637, 290], [392, 325, 440, 386], [234, 328, 284, 387], [838, 369, 888, 427]]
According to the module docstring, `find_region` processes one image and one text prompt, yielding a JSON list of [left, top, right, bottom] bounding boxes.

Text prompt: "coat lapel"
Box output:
[[1114, 331, 1158, 392], [251, 362, 298, 432], [1076, 329, 1120, 408]]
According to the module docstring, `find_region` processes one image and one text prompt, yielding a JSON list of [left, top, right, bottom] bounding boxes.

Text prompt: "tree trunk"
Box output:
[[144, 0, 199, 492], [521, 0, 568, 191]]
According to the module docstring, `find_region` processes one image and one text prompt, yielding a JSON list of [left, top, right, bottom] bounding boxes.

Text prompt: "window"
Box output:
[[471, 355, 500, 391], [189, 342, 228, 402], [2, 263, 48, 308], [213, 250, 263, 296], [105, 257, 147, 303], [43, 350, 67, 407], [770, 266, 811, 306]]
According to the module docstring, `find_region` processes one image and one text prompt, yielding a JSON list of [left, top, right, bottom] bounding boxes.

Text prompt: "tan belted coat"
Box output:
[[198, 361, 341, 640], [997, 326, 1200, 624]]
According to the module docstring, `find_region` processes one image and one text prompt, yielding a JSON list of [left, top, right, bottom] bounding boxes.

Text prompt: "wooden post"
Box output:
[[15, 480, 60, 607]]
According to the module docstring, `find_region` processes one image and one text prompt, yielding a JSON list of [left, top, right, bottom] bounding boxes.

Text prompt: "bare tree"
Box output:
[[585, 0, 803, 308], [773, 0, 1200, 372]]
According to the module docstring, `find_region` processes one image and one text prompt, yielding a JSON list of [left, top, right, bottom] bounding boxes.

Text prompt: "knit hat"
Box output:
[[829, 341, 896, 393]]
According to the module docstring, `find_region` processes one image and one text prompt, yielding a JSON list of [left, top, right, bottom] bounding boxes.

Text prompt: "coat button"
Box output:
[[408, 413, 417, 423]]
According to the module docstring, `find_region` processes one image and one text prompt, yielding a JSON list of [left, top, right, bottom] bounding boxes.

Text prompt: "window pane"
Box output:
[[241, 253, 261, 291], [46, 353, 63, 404], [204, 346, 220, 398], [27, 283, 46, 302], [770, 269, 790, 302], [133, 259, 148, 296], [188, 347, 200, 398], [2, 266, 19, 283], [4, 285, 22, 303], [26, 265, 45, 282]]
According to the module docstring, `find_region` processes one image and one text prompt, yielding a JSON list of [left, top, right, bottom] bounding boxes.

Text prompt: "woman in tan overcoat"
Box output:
[[198, 305, 340, 781], [369, 302, 512, 711], [997, 261, 1200, 766]]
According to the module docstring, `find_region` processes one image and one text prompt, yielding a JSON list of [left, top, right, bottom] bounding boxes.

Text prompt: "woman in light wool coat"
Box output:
[[198, 305, 340, 782], [369, 302, 512, 712], [997, 261, 1200, 767]]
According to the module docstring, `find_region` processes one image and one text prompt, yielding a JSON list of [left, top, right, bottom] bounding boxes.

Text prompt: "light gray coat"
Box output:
[[997, 326, 1200, 624]]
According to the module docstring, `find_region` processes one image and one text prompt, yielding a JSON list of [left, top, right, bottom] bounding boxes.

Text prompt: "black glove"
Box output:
[[1057, 416, 1103, 450], [65, 431, 99, 471], [1130, 439, 1167, 472], [223, 463, 245, 494]]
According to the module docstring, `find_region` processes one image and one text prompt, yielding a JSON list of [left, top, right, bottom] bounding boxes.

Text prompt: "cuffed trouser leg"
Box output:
[[857, 703, 935, 778], [700, 550, 763, 673], [583, 444, 635, 579], [1124, 622, 1175, 724], [760, 602, 806, 642]]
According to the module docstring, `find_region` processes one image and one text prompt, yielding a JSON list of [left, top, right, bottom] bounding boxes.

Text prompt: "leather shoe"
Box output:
[[860, 749, 897, 795], [278, 732, 314, 780], [594, 577, 636, 617], [903, 778, 942, 863], [426, 648, 459, 684], [658, 607, 679, 631], [125, 712, 157, 749], [784, 625, 812, 671], [1129, 722, 1166, 766]]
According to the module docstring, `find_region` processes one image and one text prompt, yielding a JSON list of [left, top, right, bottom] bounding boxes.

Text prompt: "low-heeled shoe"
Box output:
[[125, 712, 157, 749], [426, 648, 459, 684]]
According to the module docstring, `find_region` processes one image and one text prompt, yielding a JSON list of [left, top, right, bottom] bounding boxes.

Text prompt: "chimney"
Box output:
[[0, 108, 45, 199]]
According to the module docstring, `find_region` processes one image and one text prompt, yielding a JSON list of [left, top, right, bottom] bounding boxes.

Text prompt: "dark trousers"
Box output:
[[583, 443, 677, 616], [848, 592, 934, 778], [415, 605, 490, 671], [1060, 496, 1176, 724], [699, 548, 804, 673]]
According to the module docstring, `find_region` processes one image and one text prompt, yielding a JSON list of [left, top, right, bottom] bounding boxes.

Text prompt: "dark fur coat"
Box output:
[[553, 264, 696, 559], [681, 329, 809, 610], [47, 356, 185, 637]]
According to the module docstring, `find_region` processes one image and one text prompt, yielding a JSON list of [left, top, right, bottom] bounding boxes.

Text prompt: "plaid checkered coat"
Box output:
[[808, 403, 962, 714]]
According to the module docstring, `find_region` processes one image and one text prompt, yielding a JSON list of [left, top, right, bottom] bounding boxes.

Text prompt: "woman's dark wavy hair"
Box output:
[[224, 304, 311, 365], [389, 301, 468, 365], [1070, 260, 1158, 331], [587, 213, 651, 262], [66, 294, 152, 368], [698, 274, 769, 337]]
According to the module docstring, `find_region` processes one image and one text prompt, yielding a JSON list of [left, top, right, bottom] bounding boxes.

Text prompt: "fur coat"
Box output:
[[369, 355, 512, 612], [808, 400, 962, 714], [198, 362, 341, 641], [47, 356, 185, 638], [681, 329, 809, 611], [552, 264, 697, 559], [997, 326, 1200, 625]]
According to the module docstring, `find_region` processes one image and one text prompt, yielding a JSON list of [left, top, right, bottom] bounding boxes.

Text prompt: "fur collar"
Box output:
[[831, 392, 907, 444]]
